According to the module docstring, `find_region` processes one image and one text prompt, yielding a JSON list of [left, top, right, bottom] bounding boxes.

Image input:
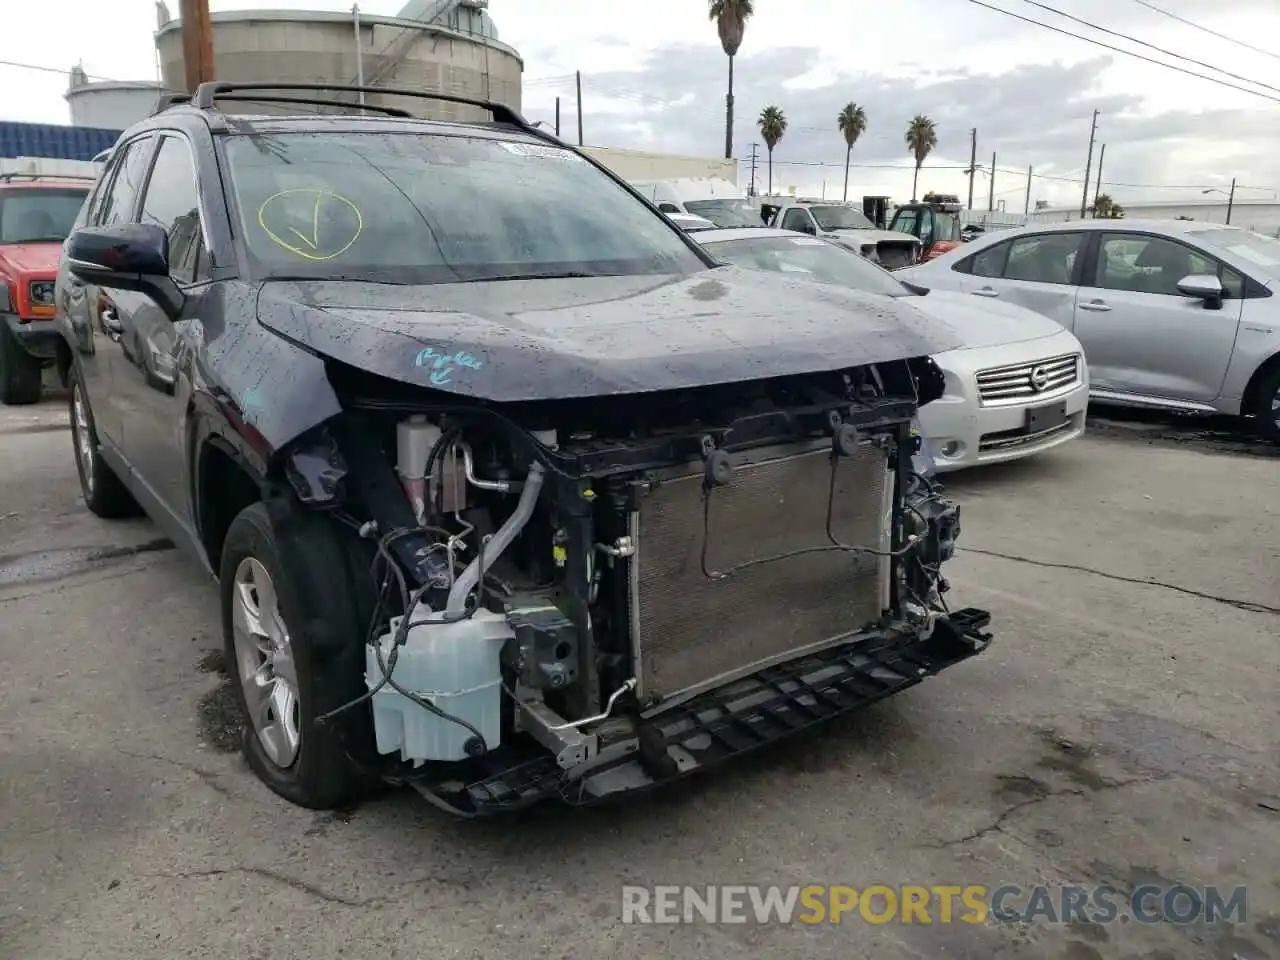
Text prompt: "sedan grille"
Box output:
[[629, 442, 891, 703], [976, 353, 1080, 404]]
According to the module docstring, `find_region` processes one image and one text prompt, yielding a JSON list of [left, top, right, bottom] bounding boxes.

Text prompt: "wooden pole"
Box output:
[[180, 0, 215, 93]]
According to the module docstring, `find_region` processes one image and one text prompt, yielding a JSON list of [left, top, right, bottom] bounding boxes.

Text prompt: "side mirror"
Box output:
[[1176, 273, 1224, 309], [66, 223, 184, 320]]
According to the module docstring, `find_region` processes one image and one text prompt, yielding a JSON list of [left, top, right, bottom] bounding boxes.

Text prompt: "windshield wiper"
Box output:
[[456, 271, 602, 283]]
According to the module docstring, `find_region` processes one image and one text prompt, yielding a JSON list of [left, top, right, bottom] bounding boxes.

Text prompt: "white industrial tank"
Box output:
[[153, 2, 522, 123], [65, 70, 174, 131]]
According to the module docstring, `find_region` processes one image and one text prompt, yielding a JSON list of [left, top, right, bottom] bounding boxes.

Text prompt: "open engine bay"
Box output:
[[285, 356, 993, 816]]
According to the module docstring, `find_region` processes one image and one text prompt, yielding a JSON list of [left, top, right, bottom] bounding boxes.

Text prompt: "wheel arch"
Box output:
[[195, 435, 267, 576], [1241, 350, 1280, 418]]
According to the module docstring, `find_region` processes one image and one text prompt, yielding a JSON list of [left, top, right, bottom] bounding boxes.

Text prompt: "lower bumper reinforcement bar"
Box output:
[[455, 607, 992, 814]]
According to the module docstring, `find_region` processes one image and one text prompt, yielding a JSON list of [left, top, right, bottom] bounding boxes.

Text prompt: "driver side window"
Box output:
[[781, 208, 813, 233]]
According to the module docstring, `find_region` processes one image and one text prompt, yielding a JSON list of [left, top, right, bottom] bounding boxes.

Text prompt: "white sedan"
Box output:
[[693, 227, 1090, 472], [898, 218, 1280, 441]]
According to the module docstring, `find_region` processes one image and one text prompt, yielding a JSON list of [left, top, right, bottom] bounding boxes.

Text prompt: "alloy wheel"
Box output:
[[231, 557, 302, 768]]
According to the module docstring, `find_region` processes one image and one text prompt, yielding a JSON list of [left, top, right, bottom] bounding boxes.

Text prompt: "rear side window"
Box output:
[[97, 138, 154, 226], [960, 240, 1010, 277]]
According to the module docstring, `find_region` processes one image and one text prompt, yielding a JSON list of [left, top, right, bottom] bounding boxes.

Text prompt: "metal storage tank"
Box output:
[[64, 69, 176, 131], [153, 1, 523, 123]]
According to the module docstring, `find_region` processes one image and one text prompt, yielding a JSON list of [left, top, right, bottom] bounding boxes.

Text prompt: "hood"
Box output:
[[255, 266, 967, 402], [902, 288, 1065, 350], [0, 242, 62, 277], [823, 228, 920, 246]]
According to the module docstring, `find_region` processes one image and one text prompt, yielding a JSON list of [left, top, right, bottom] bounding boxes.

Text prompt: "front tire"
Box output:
[[0, 324, 43, 405], [1252, 365, 1280, 443], [220, 501, 375, 809], [67, 366, 141, 518]]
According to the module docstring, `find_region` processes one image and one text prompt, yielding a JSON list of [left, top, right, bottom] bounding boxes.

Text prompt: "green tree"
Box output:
[[758, 105, 787, 195], [1092, 193, 1125, 219], [709, 0, 754, 160], [904, 115, 938, 202], [837, 102, 868, 203]]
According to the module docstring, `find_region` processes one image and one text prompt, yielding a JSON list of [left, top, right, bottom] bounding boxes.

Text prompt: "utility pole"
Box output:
[[1227, 177, 1236, 224], [554, 97, 560, 137], [575, 70, 584, 146], [352, 4, 365, 106], [180, 0, 215, 93], [1025, 166, 1033, 216], [724, 57, 735, 160], [1080, 109, 1099, 219], [1092, 143, 1106, 217], [988, 152, 996, 212], [747, 142, 759, 197], [964, 129, 978, 209]]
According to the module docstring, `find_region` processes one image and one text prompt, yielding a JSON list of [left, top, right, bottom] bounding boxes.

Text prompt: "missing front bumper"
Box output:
[[450, 608, 992, 814]]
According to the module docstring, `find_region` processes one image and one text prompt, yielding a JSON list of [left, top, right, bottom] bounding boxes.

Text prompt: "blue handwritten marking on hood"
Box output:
[[414, 345, 484, 386]]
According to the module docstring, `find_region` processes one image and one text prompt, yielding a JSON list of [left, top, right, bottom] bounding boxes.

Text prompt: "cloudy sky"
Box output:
[[3, 0, 1278, 208]]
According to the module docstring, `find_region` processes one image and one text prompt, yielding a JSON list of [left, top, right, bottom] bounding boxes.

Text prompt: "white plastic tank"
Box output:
[[367, 607, 512, 764]]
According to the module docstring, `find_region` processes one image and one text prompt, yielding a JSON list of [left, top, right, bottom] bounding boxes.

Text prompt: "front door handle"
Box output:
[[1079, 300, 1111, 312], [971, 287, 1000, 298]]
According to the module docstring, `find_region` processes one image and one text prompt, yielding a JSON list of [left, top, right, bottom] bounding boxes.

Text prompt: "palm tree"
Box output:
[[904, 115, 937, 202], [709, 0, 754, 160], [837, 102, 867, 203], [758, 105, 787, 195], [1092, 193, 1124, 219]]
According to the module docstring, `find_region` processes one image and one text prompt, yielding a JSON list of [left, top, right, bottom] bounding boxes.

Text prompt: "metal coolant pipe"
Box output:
[[445, 461, 547, 615]]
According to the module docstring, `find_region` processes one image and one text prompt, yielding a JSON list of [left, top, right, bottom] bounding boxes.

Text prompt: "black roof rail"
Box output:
[[190, 81, 532, 130], [200, 93, 414, 118], [155, 92, 192, 114]]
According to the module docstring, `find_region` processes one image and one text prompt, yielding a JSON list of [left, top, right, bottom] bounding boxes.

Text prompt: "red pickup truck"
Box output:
[[0, 174, 95, 404]]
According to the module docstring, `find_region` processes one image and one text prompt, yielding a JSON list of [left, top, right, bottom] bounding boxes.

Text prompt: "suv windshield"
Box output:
[[1191, 228, 1280, 278], [684, 198, 766, 228], [221, 132, 706, 283], [0, 187, 89, 244], [808, 205, 875, 231], [699, 234, 912, 298]]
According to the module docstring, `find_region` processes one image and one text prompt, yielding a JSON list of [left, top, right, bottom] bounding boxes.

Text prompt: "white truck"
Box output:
[[760, 197, 921, 270], [629, 177, 767, 229]]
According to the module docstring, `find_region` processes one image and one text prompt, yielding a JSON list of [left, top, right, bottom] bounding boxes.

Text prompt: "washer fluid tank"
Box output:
[[367, 608, 512, 764]]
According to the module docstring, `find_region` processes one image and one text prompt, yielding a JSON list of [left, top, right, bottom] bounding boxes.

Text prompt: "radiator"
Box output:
[[630, 442, 893, 702]]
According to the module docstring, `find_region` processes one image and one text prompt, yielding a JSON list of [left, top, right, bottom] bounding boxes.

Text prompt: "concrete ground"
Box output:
[[1, 388, 1277, 960]]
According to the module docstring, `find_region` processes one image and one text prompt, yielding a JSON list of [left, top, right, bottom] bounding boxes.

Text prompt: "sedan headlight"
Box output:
[[28, 280, 55, 306]]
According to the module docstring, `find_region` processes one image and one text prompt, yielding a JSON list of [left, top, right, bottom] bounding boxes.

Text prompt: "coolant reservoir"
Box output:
[[396, 415, 440, 525], [366, 608, 512, 764]]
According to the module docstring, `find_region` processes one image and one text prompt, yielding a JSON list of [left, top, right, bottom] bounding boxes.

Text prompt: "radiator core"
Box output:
[[631, 443, 892, 701]]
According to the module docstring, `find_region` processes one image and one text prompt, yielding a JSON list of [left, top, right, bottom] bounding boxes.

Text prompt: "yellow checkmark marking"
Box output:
[[258, 189, 363, 262]]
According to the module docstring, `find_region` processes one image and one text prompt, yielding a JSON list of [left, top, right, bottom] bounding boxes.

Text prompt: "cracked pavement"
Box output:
[[1, 390, 1277, 960]]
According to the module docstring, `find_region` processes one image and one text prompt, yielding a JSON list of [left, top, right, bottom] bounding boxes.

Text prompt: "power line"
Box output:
[[1130, 0, 1280, 64], [960, 0, 1280, 104], [1016, 0, 1280, 95], [0, 58, 116, 82]]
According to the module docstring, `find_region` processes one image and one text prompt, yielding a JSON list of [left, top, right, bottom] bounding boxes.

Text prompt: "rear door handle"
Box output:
[[1079, 300, 1111, 312], [971, 287, 1000, 298], [101, 306, 122, 340]]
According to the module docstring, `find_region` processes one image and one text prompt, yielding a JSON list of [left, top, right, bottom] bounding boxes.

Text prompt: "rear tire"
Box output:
[[0, 324, 43, 405], [220, 501, 377, 810], [1252, 365, 1280, 443], [67, 365, 141, 518]]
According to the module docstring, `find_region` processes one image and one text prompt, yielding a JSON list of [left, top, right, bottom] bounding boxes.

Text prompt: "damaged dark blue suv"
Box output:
[[53, 82, 991, 815]]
